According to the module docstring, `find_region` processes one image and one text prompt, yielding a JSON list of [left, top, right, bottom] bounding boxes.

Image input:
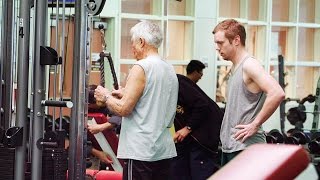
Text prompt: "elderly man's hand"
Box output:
[[94, 85, 111, 103], [111, 86, 124, 99]]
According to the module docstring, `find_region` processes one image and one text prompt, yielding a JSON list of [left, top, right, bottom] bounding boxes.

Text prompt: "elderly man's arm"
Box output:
[[95, 64, 145, 117]]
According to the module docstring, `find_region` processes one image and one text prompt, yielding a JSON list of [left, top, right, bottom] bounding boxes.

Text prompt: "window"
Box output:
[[121, 0, 161, 15], [119, 0, 195, 87], [272, 0, 291, 22], [219, 0, 241, 18]]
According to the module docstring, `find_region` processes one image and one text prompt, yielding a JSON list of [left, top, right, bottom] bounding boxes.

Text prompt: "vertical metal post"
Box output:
[[31, 0, 48, 179], [68, 0, 88, 179], [14, 0, 31, 179], [0, 0, 15, 130], [52, 0, 60, 127], [278, 55, 287, 138]]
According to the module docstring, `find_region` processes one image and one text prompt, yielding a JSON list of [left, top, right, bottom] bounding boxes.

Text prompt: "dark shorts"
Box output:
[[122, 158, 171, 180], [221, 150, 242, 166], [170, 140, 220, 180]]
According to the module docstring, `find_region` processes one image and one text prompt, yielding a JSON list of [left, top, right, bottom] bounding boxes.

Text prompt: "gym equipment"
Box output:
[[0, 0, 15, 131], [68, 0, 94, 178], [0, 147, 15, 179], [0, 127, 5, 144], [67, 169, 123, 180], [30, 129, 68, 180], [287, 95, 315, 130], [66, 169, 98, 180], [88, 113, 123, 172], [41, 100, 73, 108], [98, 23, 119, 91], [86, 0, 106, 16], [278, 55, 287, 138], [48, 0, 75, 7], [266, 129, 284, 144], [55, 116, 70, 135], [99, 52, 119, 90], [311, 76, 320, 133], [309, 137, 320, 154], [285, 129, 310, 145], [3, 126, 23, 148], [41, 130, 67, 149], [95, 170, 122, 180], [13, 0, 32, 179], [95, 24, 119, 107], [40, 46, 62, 65], [45, 114, 58, 132], [208, 144, 309, 180], [287, 104, 306, 129], [42, 148, 68, 180]]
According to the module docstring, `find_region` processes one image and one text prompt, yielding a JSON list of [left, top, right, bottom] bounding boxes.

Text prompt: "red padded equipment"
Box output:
[[95, 170, 122, 180], [66, 169, 99, 179], [209, 144, 309, 180], [88, 113, 124, 171], [88, 113, 119, 153], [86, 169, 99, 177]]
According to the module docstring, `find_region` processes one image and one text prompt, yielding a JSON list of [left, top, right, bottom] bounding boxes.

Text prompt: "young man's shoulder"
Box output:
[[242, 57, 265, 73], [243, 56, 261, 66]]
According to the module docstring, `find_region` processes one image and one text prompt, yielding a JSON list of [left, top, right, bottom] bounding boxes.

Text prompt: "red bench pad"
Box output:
[[209, 144, 309, 180]]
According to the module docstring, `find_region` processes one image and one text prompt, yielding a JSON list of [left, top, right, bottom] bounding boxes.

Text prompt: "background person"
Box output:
[[186, 59, 205, 83], [170, 60, 223, 180]]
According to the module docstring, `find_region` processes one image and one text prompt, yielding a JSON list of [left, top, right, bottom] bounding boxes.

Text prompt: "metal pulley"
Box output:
[[86, 0, 106, 15]]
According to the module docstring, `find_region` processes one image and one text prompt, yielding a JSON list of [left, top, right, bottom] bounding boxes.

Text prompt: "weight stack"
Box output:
[[42, 148, 68, 180], [0, 147, 15, 180]]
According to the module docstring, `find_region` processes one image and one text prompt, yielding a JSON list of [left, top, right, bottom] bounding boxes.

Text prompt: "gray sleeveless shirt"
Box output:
[[220, 56, 266, 153]]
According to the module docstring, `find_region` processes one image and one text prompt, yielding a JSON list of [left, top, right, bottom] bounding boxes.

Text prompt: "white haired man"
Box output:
[[94, 20, 178, 180]]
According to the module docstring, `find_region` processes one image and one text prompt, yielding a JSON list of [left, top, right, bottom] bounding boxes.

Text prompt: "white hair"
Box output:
[[130, 20, 163, 48]]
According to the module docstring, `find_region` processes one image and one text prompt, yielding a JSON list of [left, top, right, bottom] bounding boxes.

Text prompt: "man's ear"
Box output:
[[140, 38, 146, 47], [233, 35, 241, 46]]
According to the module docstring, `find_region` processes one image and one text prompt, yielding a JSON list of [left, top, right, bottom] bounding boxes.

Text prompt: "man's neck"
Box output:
[[145, 47, 159, 58], [186, 74, 197, 83], [230, 49, 249, 73], [232, 49, 249, 67]]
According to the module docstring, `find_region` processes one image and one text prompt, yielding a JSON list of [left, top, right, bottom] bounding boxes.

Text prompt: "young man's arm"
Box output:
[[234, 59, 285, 142], [94, 64, 145, 117]]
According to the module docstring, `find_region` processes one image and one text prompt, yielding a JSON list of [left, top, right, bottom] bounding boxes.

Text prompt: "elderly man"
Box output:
[[94, 20, 178, 180]]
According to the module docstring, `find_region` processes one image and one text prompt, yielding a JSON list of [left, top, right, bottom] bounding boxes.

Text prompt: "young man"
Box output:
[[94, 20, 178, 180], [170, 60, 223, 180], [212, 19, 285, 165]]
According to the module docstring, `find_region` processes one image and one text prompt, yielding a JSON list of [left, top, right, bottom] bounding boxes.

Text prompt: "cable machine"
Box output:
[[0, 0, 106, 179]]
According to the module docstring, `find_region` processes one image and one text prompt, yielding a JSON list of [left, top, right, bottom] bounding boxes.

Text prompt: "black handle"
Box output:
[[41, 100, 73, 108]]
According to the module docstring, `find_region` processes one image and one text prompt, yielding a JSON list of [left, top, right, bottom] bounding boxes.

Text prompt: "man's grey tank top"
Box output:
[[220, 56, 266, 153]]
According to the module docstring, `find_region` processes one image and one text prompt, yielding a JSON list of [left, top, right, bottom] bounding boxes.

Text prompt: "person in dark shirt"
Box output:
[[186, 59, 205, 83], [170, 60, 223, 180]]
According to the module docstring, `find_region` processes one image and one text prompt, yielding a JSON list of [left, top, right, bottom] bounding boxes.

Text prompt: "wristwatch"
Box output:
[[104, 94, 110, 102], [186, 126, 192, 131]]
